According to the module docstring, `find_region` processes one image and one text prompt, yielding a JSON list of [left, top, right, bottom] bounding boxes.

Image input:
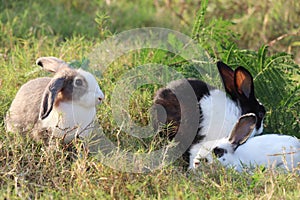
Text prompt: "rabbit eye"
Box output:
[[213, 147, 226, 158], [258, 111, 264, 119], [74, 79, 83, 87], [258, 105, 266, 118]]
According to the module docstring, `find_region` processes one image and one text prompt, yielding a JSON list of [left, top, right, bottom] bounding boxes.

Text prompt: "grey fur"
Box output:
[[5, 57, 103, 143], [5, 78, 51, 139]]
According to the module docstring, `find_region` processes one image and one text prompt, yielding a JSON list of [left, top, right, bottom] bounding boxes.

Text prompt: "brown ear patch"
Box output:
[[54, 92, 67, 107], [234, 67, 253, 99], [229, 113, 257, 145]]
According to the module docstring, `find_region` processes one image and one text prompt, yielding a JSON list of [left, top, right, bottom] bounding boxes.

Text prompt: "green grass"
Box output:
[[0, 0, 299, 199], [1, 132, 300, 199]]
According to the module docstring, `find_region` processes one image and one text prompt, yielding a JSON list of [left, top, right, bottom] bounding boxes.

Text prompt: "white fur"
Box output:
[[254, 119, 264, 137], [191, 134, 300, 172], [5, 57, 105, 144], [189, 90, 241, 168], [219, 134, 300, 172], [41, 102, 96, 143], [76, 69, 104, 107], [189, 139, 221, 169], [191, 90, 264, 168], [199, 90, 241, 141], [41, 69, 104, 143]]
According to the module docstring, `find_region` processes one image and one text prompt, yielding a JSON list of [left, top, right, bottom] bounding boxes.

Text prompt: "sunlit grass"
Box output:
[[0, 0, 299, 199]]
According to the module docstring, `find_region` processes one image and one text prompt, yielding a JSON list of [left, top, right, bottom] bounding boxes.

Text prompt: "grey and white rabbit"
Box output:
[[190, 113, 300, 172], [5, 57, 104, 143], [152, 62, 266, 162]]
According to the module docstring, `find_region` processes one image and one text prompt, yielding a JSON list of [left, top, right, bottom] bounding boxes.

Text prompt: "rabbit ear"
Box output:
[[217, 61, 235, 97], [36, 57, 69, 73], [229, 113, 257, 146], [39, 77, 65, 120], [234, 67, 255, 99]]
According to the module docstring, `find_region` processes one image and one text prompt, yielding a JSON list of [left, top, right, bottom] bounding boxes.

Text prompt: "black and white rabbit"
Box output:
[[5, 57, 104, 143], [152, 61, 266, 162], [190, 113, 300, 172]]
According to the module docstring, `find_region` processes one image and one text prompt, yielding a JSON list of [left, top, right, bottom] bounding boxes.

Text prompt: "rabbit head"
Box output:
[[217, 62, 266, 136], [36, 57, 105, 120], [211, 113, 257, 166], [204, 114, 300, 172]]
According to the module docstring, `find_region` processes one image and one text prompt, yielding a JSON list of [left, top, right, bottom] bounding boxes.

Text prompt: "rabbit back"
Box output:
[[225, 134, 300, 171], [5, 77, 51, 133]]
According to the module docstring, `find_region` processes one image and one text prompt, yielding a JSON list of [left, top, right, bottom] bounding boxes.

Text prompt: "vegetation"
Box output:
[[0, 0, 299, 199]]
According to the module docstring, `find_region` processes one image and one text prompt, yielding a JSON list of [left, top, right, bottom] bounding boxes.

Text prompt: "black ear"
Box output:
[[228, 113, 257, 146], [234, 67, 255, 99], [217, 61, 235, 97], [39, 78, 65, 120]]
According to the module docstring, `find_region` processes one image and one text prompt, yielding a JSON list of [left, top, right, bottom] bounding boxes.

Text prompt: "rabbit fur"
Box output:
[[5, 57, 104, 144]]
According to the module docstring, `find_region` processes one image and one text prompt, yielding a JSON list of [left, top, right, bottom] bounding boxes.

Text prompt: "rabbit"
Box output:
[[5, 56, 105, 144], [152, 61, 266, 162], [190, 113, 300, 172]]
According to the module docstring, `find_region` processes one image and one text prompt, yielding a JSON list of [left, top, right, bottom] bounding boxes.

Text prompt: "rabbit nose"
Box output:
[[97, 89, 105, 101], [96, 97, 104, 105], [98, 94, 105, 101]]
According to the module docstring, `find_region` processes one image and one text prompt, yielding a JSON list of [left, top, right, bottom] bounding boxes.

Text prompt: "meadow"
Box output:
[[0, 0, 299, 199]]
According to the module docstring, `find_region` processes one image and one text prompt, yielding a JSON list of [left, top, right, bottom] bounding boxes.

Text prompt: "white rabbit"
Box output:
[[5, 57, 104, 144], [190, 113, 300, 172], [153, 62, 266, 162]]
